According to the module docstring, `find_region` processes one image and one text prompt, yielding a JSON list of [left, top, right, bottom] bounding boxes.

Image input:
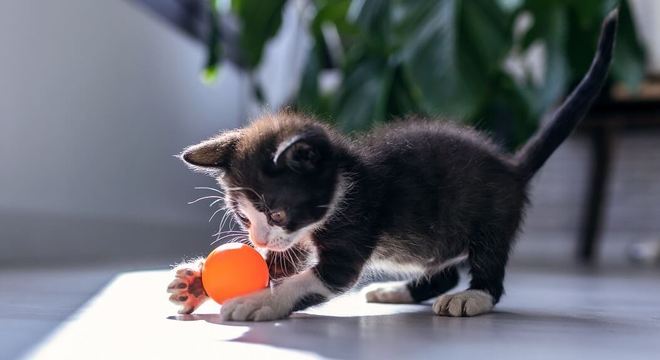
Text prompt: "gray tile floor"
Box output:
[[0, 262, 166, 360], [4, 261, 660, 360]]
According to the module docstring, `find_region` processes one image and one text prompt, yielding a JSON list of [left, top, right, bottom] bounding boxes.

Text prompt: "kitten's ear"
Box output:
[[180, 130, 241, 169], [274, 129, 331, 173]]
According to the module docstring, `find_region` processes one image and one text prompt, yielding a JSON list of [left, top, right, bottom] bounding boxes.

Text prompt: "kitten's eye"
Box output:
[[268, 210, 287, 226], [235, 211, 251, 226]]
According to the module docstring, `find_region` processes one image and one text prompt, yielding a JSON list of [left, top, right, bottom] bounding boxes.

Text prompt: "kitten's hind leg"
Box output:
[[433, 231, 510, 317], [365, 267, 459, 304]]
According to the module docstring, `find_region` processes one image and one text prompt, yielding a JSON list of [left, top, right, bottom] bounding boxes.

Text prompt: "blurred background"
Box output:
[[1, 0, 660, 358], [2, 0, 659, 267]]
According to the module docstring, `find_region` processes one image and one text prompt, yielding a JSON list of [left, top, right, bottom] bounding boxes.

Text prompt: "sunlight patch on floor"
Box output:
[[25, 271, 325, 359]]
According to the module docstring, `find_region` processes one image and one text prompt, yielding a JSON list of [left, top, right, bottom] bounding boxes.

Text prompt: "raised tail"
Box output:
[[514, 9, 619, 182]]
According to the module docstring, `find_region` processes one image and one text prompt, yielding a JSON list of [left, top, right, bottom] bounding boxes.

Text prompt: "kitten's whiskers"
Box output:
[[194, 186, 225, 195], [188, 195, 223, 205]]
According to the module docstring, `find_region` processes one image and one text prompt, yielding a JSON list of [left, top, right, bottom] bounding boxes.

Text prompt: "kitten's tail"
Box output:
[[513, 9, 618, 183]]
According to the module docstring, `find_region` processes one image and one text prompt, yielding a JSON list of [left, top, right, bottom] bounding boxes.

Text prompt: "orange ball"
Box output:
[[201, 243, 270, 304]]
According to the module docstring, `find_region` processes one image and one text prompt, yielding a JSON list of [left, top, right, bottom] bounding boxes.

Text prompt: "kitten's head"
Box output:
[[181, 113, 341, 252]]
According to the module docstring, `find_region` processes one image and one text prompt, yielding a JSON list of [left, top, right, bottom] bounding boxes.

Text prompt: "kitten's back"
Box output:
[[358, 120, 526, 260]]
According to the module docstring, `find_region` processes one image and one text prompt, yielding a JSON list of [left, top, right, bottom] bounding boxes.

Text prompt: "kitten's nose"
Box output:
[[248, 227, 268, 247]]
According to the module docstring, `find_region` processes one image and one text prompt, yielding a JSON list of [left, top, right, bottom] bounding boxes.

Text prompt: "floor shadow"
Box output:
[[166, 307, 649, 359]]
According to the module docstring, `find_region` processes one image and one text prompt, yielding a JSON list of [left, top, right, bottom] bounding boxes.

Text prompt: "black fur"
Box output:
[[291, 293, 327, 312], [407, 267, 460, 303], [181, 11, 618, 316]]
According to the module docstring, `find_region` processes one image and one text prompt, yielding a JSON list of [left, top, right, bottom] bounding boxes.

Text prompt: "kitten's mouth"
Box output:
[[257, 242, 291, 252], [248, 233, 293, 252]]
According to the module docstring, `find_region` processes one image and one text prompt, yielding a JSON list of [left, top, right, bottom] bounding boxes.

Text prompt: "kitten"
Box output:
[[167, 11, 618, 320]]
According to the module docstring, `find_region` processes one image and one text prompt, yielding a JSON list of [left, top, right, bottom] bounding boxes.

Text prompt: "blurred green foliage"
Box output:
[[210, 0, 645, 148]]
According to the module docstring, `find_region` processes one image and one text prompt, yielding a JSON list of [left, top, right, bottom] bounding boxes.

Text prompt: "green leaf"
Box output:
[[202, 0, 223, 84], [201, 66, 220, 85], [311, 0, 355, 39], [296, 43, 327, 115], [333, 57, 392, 132], [398, 0, 511, 118], [344, 0, 393, 58], [496, 0, 524, 12], [476, 71, 537, 149], [460, 0, 513, 70], [231, 0, 288, 69], [347, 0, 390, 37], [386, 65, 424, 118], [529, 5, 570, 114]]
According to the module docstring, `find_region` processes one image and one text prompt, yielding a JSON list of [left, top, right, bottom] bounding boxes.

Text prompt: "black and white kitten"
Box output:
[[168, 11, 618, 321]]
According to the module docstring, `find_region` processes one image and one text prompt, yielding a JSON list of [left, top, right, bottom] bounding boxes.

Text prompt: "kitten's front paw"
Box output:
[[364, 282, 414, 304], [220, 290, 290, 322], [432, 290, 493, 317], [167, 260, 208, 314]]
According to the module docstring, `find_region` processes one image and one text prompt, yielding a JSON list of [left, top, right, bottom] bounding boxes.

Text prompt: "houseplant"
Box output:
[[206, 0, 645, 148]]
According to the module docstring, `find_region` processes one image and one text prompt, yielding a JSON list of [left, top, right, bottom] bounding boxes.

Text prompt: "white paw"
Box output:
[[364, 282, 414, 304], [220, 289, 290, 322], [432, 290, 493, 317], [167, 260, 207, 314]]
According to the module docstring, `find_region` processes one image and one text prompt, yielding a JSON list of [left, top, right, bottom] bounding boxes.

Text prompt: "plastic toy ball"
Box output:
[[201, 243, 270, 304]]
